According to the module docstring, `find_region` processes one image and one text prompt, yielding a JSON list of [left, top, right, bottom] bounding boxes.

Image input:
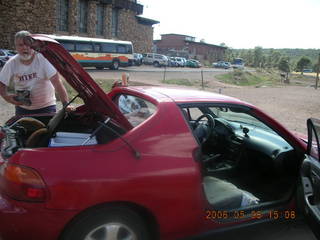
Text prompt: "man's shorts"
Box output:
[[15, 105, 56, 116]]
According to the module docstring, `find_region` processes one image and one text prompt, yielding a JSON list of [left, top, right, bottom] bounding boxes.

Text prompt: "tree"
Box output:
[[278, 57, 290, 72], [278, 57, 290, 83], [253, 46, 263, 68], [296, 56, 312, 74], [270, 51, 282, 68]]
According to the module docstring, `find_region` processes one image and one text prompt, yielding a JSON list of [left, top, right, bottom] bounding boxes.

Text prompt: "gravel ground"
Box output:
[[1, 67, 319, 135], [87, 67, 320, 135], [0, 67, 318, 239]]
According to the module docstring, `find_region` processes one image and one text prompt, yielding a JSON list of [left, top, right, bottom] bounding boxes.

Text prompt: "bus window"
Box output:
[[76, 42, 93, 52], [94, 43, 101, 52], [102, 43, 116, 53], [117, 45, 127, 54], [60, 41, 75, 51], [126, 45, 133, 54]]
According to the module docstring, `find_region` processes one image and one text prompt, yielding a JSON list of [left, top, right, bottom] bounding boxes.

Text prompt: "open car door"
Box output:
[[300, 118, 320, 239]]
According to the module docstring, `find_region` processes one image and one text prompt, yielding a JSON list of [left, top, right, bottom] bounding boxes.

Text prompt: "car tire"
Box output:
[[153, 61, 160, 67], [0, 61, 3, 67], [95, 66, 104, 70], [110, 60, 119, 70], [61, 207, 150, 240]]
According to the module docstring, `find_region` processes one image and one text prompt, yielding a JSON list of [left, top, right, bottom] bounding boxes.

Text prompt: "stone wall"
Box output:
[[0, 0, 154, 53], [0, 0, 56, 49], [118, 9, 153, 53]]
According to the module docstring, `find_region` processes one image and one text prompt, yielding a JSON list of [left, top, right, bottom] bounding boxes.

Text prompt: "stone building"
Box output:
[[0, 0, 159, 53], [154, 34, 227, 63]]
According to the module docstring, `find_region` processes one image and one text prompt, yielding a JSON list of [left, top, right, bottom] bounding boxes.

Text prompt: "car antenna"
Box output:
[[97, 119, 140, 159]]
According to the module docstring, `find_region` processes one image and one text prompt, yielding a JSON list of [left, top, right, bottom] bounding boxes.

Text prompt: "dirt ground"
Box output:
[[87, 67, 320, 135], [1, 67, 319, 136], [0, 67, 318, 239]]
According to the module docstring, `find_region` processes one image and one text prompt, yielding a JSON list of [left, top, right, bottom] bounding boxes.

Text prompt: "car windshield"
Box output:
[[209, 107, 275, 133]]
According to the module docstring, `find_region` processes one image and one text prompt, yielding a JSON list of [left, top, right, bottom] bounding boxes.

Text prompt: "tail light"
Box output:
[[0, 163, 47, 202]]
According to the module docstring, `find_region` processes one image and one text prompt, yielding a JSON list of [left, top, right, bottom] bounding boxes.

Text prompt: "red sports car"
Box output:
[[0, 35, 319, 240]]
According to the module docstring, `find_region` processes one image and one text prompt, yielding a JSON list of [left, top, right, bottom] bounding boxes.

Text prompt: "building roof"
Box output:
[[161, 33, 194, 38], [185, 40, 227, 49], [136, 16, 160, 25], [159, 33, 227, 49]]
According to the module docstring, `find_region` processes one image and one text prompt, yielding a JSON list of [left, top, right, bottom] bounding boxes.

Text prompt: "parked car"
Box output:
[[169, 57, 179, 67], [186, 59, 201, 68], [212, 61, 231, 69], [303, 69, 313, 73], [231, 58, 245, 69], [142, 53, 168, 67], [0, 49, 15, 67], [175, 57, 186, 67], [133, 53, 143, 66], [1, 35, 320, 240]]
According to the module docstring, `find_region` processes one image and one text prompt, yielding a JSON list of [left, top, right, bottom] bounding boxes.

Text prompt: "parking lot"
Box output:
[[0, 65, 318, 239]]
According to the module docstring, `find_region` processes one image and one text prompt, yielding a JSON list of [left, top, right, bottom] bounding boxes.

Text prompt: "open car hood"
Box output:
[[26, 34, 131, 130]]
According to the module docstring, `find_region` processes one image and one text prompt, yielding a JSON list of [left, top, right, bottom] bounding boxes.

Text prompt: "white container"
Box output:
[[49, 132, 97, 147]]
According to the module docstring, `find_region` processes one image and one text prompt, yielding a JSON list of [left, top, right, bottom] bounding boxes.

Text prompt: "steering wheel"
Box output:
[[194, 114, 215, 143]]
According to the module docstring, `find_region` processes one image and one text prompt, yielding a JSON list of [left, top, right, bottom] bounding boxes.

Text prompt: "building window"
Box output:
[[57, 0, 69, 31], [96, 4, 104, 36], [111, 8, 119, 38], [78, 0, 88, 33]]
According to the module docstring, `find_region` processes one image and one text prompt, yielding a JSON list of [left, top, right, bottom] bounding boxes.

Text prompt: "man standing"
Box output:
[[0, 30, 69, 115]]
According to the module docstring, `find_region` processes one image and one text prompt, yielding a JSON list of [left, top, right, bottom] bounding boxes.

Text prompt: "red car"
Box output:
[[0, 35, 320, 240]]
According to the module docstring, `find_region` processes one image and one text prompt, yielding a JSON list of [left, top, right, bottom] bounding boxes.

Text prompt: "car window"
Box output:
[[115, 94, 157, 127], [187, 108, 203, 120], [209, 107, 275, 133]]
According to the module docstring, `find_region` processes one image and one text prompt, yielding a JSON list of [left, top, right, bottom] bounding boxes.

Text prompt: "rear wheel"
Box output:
[[61, 207, 149, 240], [110, 60, 119, 70]]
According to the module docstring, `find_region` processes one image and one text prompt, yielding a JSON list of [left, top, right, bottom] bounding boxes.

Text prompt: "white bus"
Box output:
[[47, 35, 133, 70]]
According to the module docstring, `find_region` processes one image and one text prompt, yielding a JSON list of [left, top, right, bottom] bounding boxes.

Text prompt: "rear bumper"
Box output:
[[0, 193, 77, 240]]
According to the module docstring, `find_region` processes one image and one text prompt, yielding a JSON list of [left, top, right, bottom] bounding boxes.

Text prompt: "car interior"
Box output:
[[180, 104, 303, 211], [1, 94, 157, 157]]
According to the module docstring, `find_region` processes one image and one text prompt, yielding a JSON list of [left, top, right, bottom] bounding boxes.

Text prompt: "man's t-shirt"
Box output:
[[0, 53, 57, 110]]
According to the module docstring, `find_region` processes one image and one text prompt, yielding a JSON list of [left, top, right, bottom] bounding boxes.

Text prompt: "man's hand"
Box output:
[[4, 94, 24, 106], [0, 83, 23, 105]]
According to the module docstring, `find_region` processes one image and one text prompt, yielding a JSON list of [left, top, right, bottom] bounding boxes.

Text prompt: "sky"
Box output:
[[138, 0, 320, 49]]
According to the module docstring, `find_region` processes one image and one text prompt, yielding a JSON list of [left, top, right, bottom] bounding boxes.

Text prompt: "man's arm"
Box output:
[[0, 82, 23, 105], [50, 73, 69, 107]]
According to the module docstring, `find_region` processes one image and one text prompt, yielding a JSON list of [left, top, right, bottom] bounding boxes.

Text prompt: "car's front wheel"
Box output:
[[61, 207, 149, 240]]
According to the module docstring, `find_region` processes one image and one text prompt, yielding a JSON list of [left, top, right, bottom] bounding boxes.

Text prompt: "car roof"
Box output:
[[125, 86, 250, 105]]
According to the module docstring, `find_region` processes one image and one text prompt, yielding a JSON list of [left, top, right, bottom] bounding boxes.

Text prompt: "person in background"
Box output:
[[0, 30, 70, 116]]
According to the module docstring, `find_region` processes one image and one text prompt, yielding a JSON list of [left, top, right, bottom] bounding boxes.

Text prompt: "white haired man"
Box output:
[[0, 30, 69, 115]]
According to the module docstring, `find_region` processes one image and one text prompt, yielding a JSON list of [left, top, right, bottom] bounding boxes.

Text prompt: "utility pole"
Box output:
[[316, 53, 320, 89]]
